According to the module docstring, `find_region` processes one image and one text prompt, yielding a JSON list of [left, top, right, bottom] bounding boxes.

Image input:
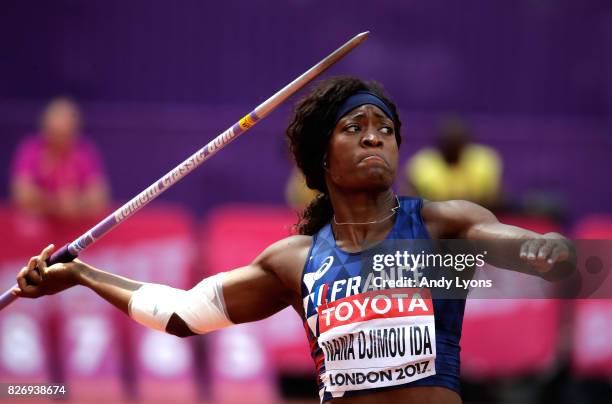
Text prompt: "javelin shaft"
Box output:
[[0, 32, 370, 310]]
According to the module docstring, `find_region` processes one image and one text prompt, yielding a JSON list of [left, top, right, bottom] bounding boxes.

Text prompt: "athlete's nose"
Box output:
[[361, 131, 383, 148]]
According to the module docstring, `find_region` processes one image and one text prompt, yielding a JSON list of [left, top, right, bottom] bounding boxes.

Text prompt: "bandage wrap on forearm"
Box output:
[[128, 272, 233, 334]]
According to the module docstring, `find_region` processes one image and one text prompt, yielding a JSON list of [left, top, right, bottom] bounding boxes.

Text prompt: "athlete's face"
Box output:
[[325, 104, 398, 192]]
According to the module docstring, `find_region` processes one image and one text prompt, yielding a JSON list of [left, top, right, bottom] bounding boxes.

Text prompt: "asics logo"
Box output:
[[314, 256, 334, 280]]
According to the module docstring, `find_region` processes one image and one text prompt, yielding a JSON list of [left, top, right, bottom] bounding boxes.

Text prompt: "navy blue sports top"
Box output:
[[300, 197, 465, 402]]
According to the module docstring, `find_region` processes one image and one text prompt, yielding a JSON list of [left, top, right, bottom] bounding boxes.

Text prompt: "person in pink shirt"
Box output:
[[10, 97, 110, 220]]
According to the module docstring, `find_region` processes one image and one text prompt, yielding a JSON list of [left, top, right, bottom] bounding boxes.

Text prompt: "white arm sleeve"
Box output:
[[128, 272, 233, 334]]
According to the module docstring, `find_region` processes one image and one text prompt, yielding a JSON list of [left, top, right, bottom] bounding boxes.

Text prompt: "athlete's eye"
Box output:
[[380, 126, 394, 135], [345, 124, 360, 133]]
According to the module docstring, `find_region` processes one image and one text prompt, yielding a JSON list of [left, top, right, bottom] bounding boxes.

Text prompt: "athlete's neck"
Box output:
[[328, 189, 397, 253]]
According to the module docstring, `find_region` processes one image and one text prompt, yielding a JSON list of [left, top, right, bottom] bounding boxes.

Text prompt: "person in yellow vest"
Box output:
[[404, 118, 502, 208]]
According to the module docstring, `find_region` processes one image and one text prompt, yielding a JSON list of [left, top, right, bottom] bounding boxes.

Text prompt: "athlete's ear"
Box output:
[[322, 152, 329, 172]]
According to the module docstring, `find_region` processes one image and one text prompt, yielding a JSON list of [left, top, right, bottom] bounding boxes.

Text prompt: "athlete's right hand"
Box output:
[[11, 244, 81, 298]]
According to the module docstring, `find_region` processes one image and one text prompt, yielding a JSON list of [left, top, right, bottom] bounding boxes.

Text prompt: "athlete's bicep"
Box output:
[[159, 264, 290, 338], [222, 263, 292, 324], [222, 236, 310, 323], [164, 236, 308, 336], [422, 199, 499, 239]]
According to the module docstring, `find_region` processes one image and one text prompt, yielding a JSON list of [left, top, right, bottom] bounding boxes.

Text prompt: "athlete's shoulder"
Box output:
[[420, 199, 497, 238], [421, 199, 494, 220], [252, 235, 312, 294], [254, 235, 312, 270], [267, 234, 312, 252]]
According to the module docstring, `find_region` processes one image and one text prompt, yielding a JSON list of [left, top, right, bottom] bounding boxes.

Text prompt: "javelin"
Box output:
[[0, 31, 370, 311]]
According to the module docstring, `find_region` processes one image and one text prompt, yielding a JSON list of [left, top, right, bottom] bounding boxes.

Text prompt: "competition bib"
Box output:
[[317, 288, 436, 393]]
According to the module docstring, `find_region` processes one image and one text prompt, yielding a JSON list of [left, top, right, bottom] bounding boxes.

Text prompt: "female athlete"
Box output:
[[12, 76, 572, 404]]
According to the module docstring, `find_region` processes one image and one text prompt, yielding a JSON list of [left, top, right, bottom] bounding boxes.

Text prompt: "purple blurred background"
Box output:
[[1, 0, 611, 221], [2, 2, 612, 403]]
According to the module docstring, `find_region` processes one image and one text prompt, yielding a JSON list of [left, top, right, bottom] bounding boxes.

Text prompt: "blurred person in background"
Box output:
[[403, 117, 502, 209], [285, 165, 320, 211], [10, 97, 110, 221]]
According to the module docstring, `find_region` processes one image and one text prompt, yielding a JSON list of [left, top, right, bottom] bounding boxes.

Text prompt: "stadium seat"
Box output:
[[570, 215, 612, 378]]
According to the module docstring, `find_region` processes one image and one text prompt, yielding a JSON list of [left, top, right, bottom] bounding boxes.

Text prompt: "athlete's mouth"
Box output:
[[359, 154, 388, 166]]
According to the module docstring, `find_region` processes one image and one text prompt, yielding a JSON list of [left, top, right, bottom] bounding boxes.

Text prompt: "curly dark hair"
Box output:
[[286, 76, 402, 235]]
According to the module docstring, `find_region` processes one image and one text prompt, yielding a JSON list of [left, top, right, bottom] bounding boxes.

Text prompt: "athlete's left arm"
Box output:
[[421, 199, 575, 276]]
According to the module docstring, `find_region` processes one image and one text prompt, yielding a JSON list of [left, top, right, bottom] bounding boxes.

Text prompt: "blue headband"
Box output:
[[334, 91, 396, 126]]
